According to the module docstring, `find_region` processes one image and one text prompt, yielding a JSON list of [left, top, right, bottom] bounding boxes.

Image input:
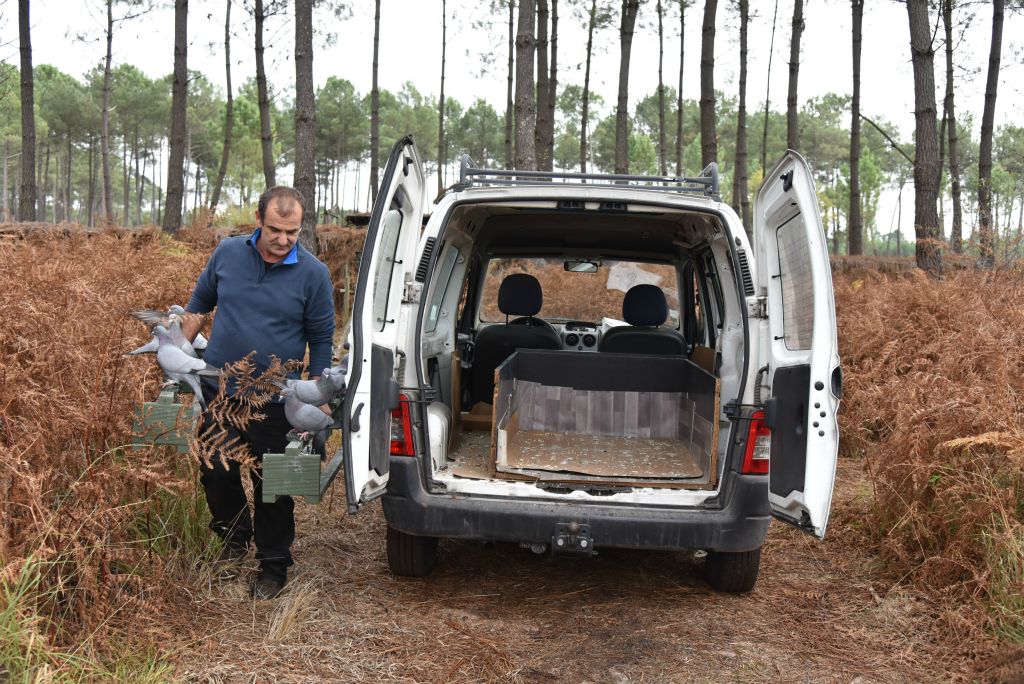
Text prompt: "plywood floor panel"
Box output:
[[502, 430, 702, 479]]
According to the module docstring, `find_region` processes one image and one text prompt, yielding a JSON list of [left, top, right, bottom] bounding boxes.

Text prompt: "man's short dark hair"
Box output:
[[257, 186, 307, 221]]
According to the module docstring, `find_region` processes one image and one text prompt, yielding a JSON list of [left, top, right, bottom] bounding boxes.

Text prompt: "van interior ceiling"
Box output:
[[415, 200, 742, 494]]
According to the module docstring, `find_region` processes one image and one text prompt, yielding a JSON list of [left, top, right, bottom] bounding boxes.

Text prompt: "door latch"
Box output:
[[747, 295, 767, 319]]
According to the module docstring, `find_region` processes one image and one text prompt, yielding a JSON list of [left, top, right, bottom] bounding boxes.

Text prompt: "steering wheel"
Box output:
[[508, 316, 559, 337]]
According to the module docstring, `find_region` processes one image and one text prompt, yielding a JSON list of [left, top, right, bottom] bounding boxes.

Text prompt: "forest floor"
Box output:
[[153, 458, 991, 683]]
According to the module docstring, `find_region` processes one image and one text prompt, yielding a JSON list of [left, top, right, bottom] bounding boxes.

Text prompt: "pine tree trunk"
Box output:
[[370, 0, 381, 200], [438, 0, 447, 193], [134, 130, 143, 225], [37, 138, 45, 219], [547, 0, 558, 169], [42, 141, 50, 221], [580, 0, 597, 173], [87, 135, 95, 226], [699, 0, 717, 168], [66, 134, 73, 223], [161, 0, 188, 235], [255, 0, 275, 187], [17, 0, 36, 221], [101, 0, 114, 224], [675, 0, 685, 175], [294, 0, 317, 252], [905, 0, 942, 274], [514, 0, 537, 170], [848, 0, 863, 255], [535, 0, 551, 171], [505, 0, 515, 168], [614, 0, 640, 174], [657, 0, 667, 176], [761, 0, 778, 174], [786, 0, 803, 150], [786, 0, 802, 149], [732, 0, 750, 235], [977, 0, 1003, 268], [123, 132, 130, 223], [942, 0, 963, 254], [210, 0, 233, 212]]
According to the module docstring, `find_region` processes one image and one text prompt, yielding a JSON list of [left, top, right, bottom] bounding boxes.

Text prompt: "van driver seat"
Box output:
[[472, 273, 562, 405], [598, 284, 687, 355]]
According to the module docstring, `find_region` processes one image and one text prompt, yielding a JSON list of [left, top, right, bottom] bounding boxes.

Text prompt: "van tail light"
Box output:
[[740, 410, 771, 475], [390, 393, 415, 456]]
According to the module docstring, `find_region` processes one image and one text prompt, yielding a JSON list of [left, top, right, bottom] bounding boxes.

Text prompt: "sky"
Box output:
[[1, 0, 1021, 237]]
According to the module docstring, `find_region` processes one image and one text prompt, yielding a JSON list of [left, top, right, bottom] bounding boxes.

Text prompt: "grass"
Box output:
[[0, 559, 174, 683]]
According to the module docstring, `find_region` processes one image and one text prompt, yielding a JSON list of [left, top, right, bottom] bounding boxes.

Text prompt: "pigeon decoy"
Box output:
[[152, 325, 221, 409]]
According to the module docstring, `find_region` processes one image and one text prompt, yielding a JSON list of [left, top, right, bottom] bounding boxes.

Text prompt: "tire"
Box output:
[[704, 546, 762, 593], [386, 526, 439, 578]]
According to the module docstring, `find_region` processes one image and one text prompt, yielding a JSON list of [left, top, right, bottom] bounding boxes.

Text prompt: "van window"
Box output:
[[776, 216, 814, 350], [372, 209, 402, 332], [425, 246, 460, 333], [479, 257, 679, 326]]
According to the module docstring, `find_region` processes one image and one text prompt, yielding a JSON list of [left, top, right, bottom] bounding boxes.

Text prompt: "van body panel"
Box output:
[[343, 136, 426, 512], [755, 150, 841, 538]]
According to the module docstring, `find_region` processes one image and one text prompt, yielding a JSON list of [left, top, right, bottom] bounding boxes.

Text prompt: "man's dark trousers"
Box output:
[[198, 387, 294, 583]]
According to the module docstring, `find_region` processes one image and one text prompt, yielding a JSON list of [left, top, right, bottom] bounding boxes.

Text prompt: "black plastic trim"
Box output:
[[382, 457, 770, 553]]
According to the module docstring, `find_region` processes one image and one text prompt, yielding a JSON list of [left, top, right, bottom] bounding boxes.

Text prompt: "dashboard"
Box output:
[[559, 321, 601, 352]]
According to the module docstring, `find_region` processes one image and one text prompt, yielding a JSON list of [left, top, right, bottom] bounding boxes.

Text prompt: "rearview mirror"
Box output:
[[564, 259, 601, 273]]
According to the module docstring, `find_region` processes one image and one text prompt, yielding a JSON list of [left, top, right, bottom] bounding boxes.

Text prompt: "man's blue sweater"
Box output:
[[186, 231, 335, 390]]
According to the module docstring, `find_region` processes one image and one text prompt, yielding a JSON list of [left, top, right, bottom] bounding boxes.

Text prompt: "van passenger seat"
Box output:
[[598, 284, 687, 356]]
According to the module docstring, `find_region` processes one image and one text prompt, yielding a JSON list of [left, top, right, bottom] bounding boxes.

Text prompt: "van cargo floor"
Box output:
[[501, 430, 702, 479], [445, 430, 706, 487]]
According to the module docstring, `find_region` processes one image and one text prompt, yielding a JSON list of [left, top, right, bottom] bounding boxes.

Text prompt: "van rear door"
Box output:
[[754, 151, 841, 538], [342, 136, 425, 512]]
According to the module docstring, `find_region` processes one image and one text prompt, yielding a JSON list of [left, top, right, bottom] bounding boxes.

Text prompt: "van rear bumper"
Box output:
[[381, 457, 771, 553]]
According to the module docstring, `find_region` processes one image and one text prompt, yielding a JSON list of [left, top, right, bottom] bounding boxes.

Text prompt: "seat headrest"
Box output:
[[498, 273, 543, 317], [622, 284, 668, 326]]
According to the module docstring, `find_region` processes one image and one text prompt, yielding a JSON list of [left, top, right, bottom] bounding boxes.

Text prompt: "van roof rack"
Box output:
[[454, 154, 720, 200]]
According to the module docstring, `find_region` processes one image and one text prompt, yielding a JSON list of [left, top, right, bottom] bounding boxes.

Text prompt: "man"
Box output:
[[182, 186, 334, 600]]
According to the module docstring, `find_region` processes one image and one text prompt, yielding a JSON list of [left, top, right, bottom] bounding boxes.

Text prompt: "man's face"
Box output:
[[256, 201, 302, 262]]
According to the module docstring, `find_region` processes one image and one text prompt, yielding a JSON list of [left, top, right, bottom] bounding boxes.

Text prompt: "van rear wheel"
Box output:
[[386, 526, 439, 577], [704, 547, 761, 593]]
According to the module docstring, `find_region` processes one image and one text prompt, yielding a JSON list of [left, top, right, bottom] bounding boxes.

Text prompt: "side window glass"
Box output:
[[425, 246, 460, 333], [776, 216, 814, 350], [372, 209, 402, 332]]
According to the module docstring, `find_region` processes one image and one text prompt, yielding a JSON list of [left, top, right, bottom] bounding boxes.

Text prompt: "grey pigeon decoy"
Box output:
[[277, 374, 337, 406], [128, 308, 204, 358], [275, 357, 349, 406], [152, 325, 221, 409], [167, 305, 208, 352], [126, 337, 160, 356], [281, 387, 333, 435], [323, 357, 349, 394]]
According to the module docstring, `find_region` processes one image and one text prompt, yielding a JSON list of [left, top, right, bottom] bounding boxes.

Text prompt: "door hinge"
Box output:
[[747, 295, 767, 319], [402, 281, 422, 303]]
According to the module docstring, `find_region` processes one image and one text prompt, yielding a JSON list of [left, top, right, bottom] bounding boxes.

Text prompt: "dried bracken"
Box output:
[[836, 264, 1024, 645]]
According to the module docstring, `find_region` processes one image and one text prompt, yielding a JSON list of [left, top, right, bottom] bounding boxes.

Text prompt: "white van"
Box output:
[[340, 136, 841, 592]]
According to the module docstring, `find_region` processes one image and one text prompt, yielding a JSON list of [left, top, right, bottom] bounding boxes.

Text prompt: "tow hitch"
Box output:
[[552, 523, 594, 554]]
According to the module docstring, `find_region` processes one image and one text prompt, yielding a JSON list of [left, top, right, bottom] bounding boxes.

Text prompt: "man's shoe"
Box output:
[[250, 576, 285, 600], [211, 544, 247, 581]]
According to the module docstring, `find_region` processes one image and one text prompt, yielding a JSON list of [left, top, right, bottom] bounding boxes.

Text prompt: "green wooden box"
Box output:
[[262, 439, 345, 505], [132, 388, 191, 453]]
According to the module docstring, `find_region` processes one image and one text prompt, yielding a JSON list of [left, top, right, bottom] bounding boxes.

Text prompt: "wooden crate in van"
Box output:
[[491, 350, 719, 488]]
